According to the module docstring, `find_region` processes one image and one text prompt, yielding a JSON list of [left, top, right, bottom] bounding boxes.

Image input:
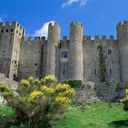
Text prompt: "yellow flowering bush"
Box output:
[[0, 75, 76, 128], [44, 75, 57, 83], [121, 89, 128, 111], [27, 76, 34, 82], [58, 88, 75, 97], [0, 84, 10, 92], [126, 89, 128, 95], [55, 84, 70, 92], [29, 91, 44, 100], [21, 79, 30, 87], [26, 91, 44, 106], [30, 79, 41, 86], [42, 85, 54, 94], [120, 89, 128, 103], [55, 96, 71, 105]]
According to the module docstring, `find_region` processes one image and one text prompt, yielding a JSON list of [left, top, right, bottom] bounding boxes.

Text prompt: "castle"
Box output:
[[0, 21, 128, 83]]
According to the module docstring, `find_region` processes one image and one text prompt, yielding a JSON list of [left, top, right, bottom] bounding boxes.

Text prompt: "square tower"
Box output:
[[0, 21, 24, 80]]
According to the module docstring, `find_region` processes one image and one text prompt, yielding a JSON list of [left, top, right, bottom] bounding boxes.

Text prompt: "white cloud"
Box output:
[[0, 15, 7, 22], [62, 0, 89, 8], [34, 20, 55, 38], [80, 0, 88, 7], [62, 0, 78, 8]]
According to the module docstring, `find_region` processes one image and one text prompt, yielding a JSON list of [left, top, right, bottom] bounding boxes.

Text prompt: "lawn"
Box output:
[[56, 102, 128, 128]]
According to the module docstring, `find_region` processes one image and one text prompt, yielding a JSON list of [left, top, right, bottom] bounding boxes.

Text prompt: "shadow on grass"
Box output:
[[109, 119, 128, 128]]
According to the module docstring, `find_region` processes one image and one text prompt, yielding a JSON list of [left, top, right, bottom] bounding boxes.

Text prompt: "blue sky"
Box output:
[[0, 0, 128, 38]]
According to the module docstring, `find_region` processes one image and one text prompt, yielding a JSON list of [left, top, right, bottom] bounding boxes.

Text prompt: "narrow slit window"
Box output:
[[108, 49, 112, 54], [110, 69, 112, 75], [95, 70, 97, 75]]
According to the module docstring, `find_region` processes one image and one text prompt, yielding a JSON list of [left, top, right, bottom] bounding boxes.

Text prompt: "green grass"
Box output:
[[56, 102, 128, 128]]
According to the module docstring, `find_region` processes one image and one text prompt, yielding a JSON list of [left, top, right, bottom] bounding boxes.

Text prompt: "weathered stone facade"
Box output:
[[0, 21, 128, 83]]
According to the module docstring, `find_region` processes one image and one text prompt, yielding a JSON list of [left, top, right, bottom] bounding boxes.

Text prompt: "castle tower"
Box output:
[[68, 22, 83, 80], [117, 21, 128, 81], [45, 23, 60, 76], [0, 21, 24, 80]]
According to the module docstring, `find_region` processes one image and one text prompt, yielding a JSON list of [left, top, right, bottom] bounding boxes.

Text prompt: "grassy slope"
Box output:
[[56, 102, 128, 128]]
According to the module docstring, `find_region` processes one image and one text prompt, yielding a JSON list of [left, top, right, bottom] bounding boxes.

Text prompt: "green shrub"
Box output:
[[62, 80, 82, 89], [0, 105, 15, 128], [0, 75, 75, 128]]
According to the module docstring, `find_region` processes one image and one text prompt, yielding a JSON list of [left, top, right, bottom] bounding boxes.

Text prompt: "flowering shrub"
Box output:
[[44, 75, 57, 84], [120, 89, 128, 111], [21, 80, 30, 87], [42, 85, 54, 94], [0, 75, 75, 128], [55, 96, 71, 105]]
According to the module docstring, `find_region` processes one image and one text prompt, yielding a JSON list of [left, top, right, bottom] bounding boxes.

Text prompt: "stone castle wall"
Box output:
[[75, 81, 128, 103], [83, 35, 120, 83], [18, 37, 46, 80], [0, 21, 128, 83]]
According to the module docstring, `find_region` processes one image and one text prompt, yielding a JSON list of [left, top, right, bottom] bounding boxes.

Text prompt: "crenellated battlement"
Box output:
[[109, 35, 114, 41], [0, 21, 24, 29], [24, 36, 46, 42], [49, 22, 60, 29], [62, 36, 68, 42], [70, 22, 83, 27], [83, 35, 115, 43], [95, 35, 99, 40], [116, 20, 128, 30], [102, 35, 107, 40], [0, 21, 24, 37], [83, 35, 91, 41]]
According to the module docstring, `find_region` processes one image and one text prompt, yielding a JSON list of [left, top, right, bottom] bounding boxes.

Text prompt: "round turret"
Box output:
[[45, 22, 60, 76], [68, 22, 83, 80], [117, 21, 128, 81]]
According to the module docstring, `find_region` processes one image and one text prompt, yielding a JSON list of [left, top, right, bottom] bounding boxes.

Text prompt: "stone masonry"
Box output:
[[0, 21, 128, 83]]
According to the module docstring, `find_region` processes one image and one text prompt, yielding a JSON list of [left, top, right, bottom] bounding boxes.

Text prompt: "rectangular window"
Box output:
[[60, 50, 68, 62]]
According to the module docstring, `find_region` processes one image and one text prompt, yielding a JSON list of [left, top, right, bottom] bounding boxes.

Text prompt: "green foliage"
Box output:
[[62, 80, 82, 89], [0, 75, 75, 128], [0, 105, 15, 128], [0, 105, 15, 117]]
